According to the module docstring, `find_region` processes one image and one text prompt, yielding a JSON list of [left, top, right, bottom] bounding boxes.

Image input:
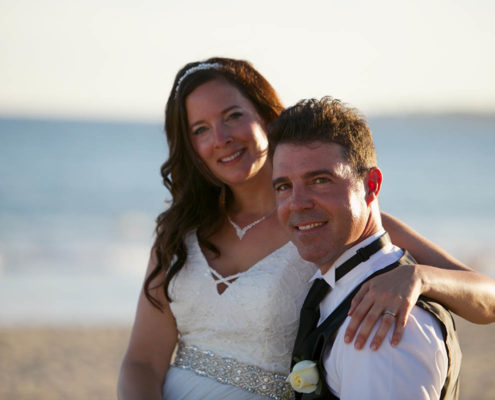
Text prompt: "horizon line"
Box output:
[[2, 109, 495, 125]]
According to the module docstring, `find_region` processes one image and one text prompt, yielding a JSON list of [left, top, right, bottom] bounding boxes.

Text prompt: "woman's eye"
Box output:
[[192, 126, 207, 135], [227, 111, 243, 120]]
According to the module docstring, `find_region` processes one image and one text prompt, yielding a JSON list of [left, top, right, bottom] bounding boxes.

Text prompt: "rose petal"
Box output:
[[288, 360, 320, 394], [298, 383, 318, 394], [292, 360, 317, 372], [296, 367, 319, 385]]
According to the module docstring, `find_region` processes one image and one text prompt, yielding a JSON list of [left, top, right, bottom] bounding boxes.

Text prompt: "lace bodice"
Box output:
[[169, 233, 317, 374]]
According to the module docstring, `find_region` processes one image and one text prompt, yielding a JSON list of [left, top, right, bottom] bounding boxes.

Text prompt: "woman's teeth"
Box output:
[[221, 150, 242, 163]]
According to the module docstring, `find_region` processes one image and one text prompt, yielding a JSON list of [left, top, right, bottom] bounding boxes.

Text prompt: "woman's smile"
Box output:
[[219, 148, 245, 164], [186, 78, 269, 186]]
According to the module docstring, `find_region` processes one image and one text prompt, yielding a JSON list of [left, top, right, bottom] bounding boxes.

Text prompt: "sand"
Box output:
[[0, 319, 494, 399], [0, 327, 130, 400]]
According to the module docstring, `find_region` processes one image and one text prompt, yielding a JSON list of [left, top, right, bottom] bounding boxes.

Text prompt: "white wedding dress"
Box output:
[[162, 233, 316, 400]]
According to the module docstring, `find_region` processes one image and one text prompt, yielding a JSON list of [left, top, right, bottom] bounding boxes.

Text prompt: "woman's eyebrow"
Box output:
[[189, 105, 241, 129], [221, 105, 241, 114]]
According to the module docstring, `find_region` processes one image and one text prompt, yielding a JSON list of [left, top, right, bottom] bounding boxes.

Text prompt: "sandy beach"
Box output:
[[0, 327, 130, 400], [0, 318, 494, 399]]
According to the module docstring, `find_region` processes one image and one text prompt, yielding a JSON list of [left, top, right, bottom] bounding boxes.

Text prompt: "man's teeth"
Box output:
[[221, 150, 242, 162], [298, 222, 324, 231]]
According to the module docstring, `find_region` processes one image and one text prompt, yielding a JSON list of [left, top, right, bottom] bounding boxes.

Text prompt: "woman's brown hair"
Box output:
[[145, 57, 284, 308]]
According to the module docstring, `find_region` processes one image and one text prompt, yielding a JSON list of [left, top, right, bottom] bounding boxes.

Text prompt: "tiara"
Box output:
[[174, 62, 222, 98]]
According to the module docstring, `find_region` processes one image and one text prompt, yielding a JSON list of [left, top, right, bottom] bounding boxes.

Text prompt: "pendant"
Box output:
[[227, 215, 268, 240]]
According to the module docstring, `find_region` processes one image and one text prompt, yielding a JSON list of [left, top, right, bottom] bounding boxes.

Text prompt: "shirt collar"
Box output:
[[309, 229, 386, 288]]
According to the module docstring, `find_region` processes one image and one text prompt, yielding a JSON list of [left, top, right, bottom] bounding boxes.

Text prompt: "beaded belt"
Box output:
[[172, 342, 294, 400]]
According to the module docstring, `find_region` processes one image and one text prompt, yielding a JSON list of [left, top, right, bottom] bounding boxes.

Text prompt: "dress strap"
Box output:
[[208, 266, 242, 287]]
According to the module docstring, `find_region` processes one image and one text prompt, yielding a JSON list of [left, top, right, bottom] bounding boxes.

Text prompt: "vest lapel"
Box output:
[[293, 234, 392, 363]]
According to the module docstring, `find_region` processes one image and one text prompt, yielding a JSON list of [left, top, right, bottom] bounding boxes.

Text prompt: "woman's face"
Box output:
[[185, 79, 269, 187]]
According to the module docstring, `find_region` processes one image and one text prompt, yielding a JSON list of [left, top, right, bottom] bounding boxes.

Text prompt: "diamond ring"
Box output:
[[383, 310, 396, 317]]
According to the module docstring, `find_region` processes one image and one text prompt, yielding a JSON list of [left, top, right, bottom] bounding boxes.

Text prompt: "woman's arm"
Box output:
[[382, 212, 495, 322], [118, 251, 178, 400], [344, 212, 495, 351]]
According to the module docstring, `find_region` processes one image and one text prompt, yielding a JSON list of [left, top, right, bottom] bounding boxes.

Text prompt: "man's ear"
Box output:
[[365, 167, 382, 205]]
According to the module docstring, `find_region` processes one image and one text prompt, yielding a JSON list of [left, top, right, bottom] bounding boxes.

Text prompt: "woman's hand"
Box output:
[[344, 264, 423, 351]]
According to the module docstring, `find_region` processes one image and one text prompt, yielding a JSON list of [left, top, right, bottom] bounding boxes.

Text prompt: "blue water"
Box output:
[[1, 115, 494, 326]]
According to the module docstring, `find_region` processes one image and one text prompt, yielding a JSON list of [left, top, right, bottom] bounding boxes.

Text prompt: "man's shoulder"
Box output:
[[329, 305, 449, 381], [325, 307, 448, 398], [335, 304, 446, 355]]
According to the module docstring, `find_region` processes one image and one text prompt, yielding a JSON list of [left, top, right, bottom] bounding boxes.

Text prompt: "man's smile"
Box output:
[[295, 221, 326, 231]]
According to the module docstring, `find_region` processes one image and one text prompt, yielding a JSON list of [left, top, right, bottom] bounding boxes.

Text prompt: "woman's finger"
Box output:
[[352, 303, 385, 350], [369, 312, 397, 351], [391, 301, 414, 346], [344, 293, 373, 344], [391, 321, 405, 347], [348, 284, 369, 316]]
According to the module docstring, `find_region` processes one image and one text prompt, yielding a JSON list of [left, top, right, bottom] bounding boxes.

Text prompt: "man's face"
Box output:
[[272, 141, 371, 272]]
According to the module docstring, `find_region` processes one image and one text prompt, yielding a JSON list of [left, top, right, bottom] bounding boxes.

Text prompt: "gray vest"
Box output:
[[292, 252, 462, 400]]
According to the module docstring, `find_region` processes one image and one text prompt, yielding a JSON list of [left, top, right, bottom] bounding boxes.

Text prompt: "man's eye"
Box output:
[[314, 177, 329, 184], [275, 183, 290, 192]]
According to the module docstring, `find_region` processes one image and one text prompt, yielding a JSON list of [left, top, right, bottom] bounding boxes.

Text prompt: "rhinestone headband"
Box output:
[[174, 62, 222, 98]]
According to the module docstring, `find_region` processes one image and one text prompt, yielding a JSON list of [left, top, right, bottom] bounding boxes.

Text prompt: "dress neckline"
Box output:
[[192, 233, 293, 296]]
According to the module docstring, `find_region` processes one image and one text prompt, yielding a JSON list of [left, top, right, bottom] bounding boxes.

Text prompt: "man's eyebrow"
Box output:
[[303, 169, 336, 179], [272, 176, 288, 188], [272, 169, 336, 188]]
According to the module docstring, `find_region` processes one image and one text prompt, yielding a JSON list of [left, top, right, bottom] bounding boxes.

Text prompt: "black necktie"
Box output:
[[293, 278, 330, 353]]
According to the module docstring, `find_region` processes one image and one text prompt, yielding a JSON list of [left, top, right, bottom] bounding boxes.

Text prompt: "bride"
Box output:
[[118, 57, 495, 400]]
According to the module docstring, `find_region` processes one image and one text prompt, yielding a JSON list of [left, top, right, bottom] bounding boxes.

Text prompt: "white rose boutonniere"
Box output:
[[287, 360, 320, 394]]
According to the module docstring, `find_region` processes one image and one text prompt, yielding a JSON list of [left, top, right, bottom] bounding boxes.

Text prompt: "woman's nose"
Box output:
[[213, 124, 233, 147]]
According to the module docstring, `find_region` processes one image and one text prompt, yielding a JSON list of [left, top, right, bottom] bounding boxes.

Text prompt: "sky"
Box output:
[[1, 0, 494, 121]]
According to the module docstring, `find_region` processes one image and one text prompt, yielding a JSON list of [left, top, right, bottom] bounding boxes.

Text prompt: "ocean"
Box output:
[[1, 115, 494, 326]]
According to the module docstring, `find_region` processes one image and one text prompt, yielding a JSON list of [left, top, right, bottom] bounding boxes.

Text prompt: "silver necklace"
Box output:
[[227, 210, 274, 240]]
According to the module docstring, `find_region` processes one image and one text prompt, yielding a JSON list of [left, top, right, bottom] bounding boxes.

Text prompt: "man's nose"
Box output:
[[289, 185, 314, 211]]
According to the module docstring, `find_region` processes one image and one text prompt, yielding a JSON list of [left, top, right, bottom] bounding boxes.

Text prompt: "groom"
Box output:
[[269, 97, 461, 399]]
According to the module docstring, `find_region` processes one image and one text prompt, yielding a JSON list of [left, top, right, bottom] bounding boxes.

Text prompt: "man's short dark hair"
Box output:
[[269, 97, 377, 177]]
